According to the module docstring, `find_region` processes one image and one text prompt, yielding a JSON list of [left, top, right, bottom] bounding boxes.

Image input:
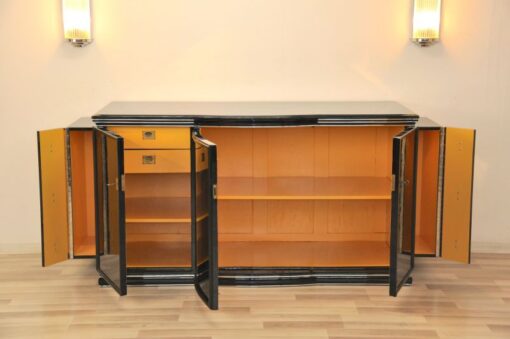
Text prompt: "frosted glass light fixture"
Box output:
[[412, 0, 442, 47], [62, 0, 92, 47]]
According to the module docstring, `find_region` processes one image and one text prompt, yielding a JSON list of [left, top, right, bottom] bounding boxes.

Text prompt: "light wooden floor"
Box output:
[[1, 253, 509, 338]]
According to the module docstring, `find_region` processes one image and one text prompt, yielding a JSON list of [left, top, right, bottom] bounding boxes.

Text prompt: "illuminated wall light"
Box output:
[[412, 0, 442, 47], [62, 0, 92, 47]]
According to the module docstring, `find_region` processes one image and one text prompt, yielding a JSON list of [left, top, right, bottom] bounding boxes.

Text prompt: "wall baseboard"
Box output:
[[0, 243, 40, 254], [471, 241, 510, 254]]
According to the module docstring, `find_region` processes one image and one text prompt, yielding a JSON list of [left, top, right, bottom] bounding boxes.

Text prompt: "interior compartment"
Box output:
[[69, 130, 96, 256], [124, 173, 191, 268], [202, 126, 404, 268], [415, 129, 441, 255]]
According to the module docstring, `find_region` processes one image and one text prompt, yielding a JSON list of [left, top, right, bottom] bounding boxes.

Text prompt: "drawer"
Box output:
[[125, 150, 189, 173], [109, 127, 189, 149]]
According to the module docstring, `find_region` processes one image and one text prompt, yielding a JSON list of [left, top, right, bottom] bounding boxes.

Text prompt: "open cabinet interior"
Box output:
[[124, 173, 191, 268], [100, 125, 441, 269], [202, 126, 404, 268], [113, 127, 192, 269], [69, 130, 96, 256], [414, 130, 441, 255]]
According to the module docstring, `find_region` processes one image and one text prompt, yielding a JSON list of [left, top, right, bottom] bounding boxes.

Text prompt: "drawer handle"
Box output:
[[142, 155, 156, 165], [142, 130, 156, 140]]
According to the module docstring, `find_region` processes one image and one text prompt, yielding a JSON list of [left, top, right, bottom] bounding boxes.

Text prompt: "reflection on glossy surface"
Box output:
[[95, 134, 104, 257], [192, 134, 218, 310], [106, 136, 120, 257], [195, 146, 210, 276], [397, 131, 415, 287]]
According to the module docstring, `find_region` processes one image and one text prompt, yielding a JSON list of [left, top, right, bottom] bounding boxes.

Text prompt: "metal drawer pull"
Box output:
[[142, 130, 156, 140], [142, 155, 156, 165]]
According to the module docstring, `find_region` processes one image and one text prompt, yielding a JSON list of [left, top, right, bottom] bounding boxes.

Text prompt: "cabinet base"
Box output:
[[219, 267, 391, 285], [124, 266, 406, 286], [127, 267, 194, 285]]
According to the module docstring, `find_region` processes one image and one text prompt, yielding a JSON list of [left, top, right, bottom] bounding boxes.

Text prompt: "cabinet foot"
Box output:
[[98, 277, 109, 287], [405, 276, 413, 285]]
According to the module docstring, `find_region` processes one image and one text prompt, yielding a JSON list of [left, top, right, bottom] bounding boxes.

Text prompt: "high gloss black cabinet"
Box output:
[[37, 102, 476, 310]]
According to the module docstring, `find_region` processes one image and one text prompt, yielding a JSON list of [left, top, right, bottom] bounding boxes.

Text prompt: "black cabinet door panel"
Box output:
[[94, 128, 127, 296], [191, 129, 219, 310], [390, 128, 418, 296]]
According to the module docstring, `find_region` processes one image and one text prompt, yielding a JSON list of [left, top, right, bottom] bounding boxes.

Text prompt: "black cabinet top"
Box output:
[[92, 101, 421, 127]]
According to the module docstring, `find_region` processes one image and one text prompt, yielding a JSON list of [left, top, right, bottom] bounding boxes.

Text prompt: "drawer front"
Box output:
[[109, 127, 190, 149], [125, 150, 190, 173]]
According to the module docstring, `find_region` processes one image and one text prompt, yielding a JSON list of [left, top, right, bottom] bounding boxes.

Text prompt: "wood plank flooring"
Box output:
[[0, 252, 509, 338]]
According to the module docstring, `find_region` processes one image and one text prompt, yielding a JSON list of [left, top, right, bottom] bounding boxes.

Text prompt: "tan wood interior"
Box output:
[[108, 126, 190, 149], [125, 173, 191, 267], [442, 127, 475, 264], [69, 131, 96, 256], [414, 130, 440, 255], [122, 127, 192, 268], [219, 241, 390, 267], [107, 125, 192, 268], [38, 129, 69, 266], [202, 126, 403, 268], [116, 125, 447, 268], [124, 149, 190, 174]]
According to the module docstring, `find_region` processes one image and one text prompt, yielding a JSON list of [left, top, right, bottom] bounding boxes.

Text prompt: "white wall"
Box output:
[[0, 0, 509, 251]]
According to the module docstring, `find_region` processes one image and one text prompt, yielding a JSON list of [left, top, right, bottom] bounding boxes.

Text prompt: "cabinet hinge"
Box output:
[[391, 174, 396, 191], [121, 174, 125, 191], [212, 184, 217, 199]]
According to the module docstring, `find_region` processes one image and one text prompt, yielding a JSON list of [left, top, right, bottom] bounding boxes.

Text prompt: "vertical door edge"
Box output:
[[37, 131, 45, 267]]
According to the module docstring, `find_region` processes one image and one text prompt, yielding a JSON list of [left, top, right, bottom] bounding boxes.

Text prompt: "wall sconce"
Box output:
[[412, 0, 442, 47], [62, 0, 92, 47]]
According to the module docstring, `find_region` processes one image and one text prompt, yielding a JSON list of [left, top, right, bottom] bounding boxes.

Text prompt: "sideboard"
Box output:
[[37, 102, 475, 310]]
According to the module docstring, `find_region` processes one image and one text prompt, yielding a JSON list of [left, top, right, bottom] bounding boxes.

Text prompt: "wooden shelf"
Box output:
[[126, 240, 390, 268], [127, 239, 191, 268], [217, 176, 391, 200], [126, 197, 190, 223], [219, 241, 390, 267]]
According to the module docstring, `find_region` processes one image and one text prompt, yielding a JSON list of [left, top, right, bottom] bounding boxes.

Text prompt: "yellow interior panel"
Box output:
[[38, 129, 69, 266], [441, 128, 475, 263]]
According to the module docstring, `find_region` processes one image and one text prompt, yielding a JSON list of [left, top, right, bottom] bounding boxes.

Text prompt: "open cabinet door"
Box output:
[[441, 128, 476, 264], [191, 128, 219, 310], [38, 129, 69, 266], [390, 128, 418, 296], [94, 128, 127, 295]]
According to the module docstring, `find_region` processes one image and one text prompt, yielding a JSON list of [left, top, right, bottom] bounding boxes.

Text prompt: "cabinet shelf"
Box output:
[[217, 176, 392, 201], [127, 239, 191, 268], [125, 197, 190, 223], [219, 240, 390, 267], [125, 197, 208, 223]]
